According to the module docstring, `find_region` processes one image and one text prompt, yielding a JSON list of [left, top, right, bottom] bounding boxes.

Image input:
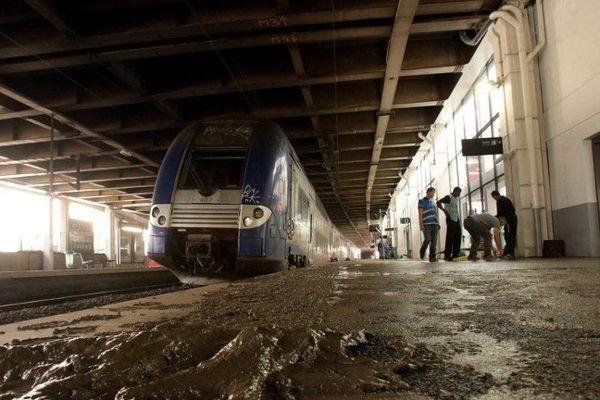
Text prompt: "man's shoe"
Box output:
[[483, 255, 495, 262], [429, 258, 439, 263], [467, 255, 479, 261], [502, 254, 515, 260], [419, 249, 426, 260]]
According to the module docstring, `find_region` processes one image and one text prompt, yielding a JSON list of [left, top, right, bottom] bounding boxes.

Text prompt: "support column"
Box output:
[[43, 195, 55, 270], [489, 10, 549, 257], [105, 207, 117, 262], [114, 213, 121, 265], [59, 197, 69, 253]]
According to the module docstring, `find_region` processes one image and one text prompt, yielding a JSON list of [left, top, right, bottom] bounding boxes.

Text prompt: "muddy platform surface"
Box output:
[[0, 259, 598, 399]]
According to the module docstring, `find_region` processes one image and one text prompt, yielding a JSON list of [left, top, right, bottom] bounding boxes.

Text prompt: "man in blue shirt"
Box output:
[[418, 187, 439, 262]]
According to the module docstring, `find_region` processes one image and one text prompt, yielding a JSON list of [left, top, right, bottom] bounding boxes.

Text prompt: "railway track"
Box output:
[[0, 282, 182, 312]]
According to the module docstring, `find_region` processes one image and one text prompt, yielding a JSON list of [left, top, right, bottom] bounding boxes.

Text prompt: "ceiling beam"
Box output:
[[99, 198, 152, 204], [0, 26, 391, 74], [24, 0, 78, 37], [78, 191, 154, 199], [28, 174, 156, 188], [0, 65, 457, 123], [0, 82, 160, 169], [0, 15, 481, 74], [56, 184, 156, 194], [0, 163, 152, 179], [0, 150, 123, 166], [416, 1, 484, 15], [106, 61, 183, 121], [0, 6, 483, 59], [0, 6, 396, 59], [366, 0, 419, 220]]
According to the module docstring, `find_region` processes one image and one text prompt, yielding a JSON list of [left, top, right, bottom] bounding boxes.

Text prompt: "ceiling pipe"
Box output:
[[527, 0, 546, 63], [459, 18, 494, 46], [418, 131, 436, 165]]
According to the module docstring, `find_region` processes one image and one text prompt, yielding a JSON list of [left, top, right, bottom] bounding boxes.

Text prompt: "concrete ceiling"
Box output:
[[0, 0, 501, 247]]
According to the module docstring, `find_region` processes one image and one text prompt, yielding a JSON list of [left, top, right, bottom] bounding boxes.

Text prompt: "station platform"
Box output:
[[0, 266, 178, 305], [0, 259, 598, 399]]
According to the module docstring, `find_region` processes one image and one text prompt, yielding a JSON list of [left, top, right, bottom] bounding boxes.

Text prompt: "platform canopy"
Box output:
[[0, 0, 501, 247]]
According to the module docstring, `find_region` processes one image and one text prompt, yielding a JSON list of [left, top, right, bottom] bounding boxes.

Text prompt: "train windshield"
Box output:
[[178, 124, 253, 196]]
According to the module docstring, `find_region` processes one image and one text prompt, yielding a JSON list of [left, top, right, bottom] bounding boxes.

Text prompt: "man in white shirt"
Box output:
[[437, 186, 462, 261], [463, 212, 505, 261]]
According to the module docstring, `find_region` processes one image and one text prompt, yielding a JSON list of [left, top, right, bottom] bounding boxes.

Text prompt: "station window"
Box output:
[[446, 59, 505, 216], [0, 185, 50, 252]]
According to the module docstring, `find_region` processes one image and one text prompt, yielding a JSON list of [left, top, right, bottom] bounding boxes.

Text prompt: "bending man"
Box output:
[[463, 212, 505, 261]]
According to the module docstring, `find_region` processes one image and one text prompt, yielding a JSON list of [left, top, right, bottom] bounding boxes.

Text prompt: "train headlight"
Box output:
[[151, 206, 160, 218], [252, 208, 264, 219], [158, 216, 166, 225], [243, 217, 253, 227]]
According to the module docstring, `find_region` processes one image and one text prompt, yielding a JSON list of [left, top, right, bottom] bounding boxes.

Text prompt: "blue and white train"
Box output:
[[147, 119, 358, 282]]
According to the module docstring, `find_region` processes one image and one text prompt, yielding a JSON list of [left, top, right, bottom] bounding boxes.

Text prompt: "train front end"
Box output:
[[146, 120, 289, 282]]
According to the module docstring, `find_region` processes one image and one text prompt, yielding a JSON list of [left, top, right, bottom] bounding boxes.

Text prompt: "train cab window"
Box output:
[[179, 148, 247, 196]]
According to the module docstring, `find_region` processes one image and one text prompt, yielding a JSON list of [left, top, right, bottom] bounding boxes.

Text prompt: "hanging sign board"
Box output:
[[461, 138, 503, 156], [368, 224, 380, 233]]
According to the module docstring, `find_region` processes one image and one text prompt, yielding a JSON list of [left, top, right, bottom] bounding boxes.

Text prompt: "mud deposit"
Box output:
[[1, 260, 599, 399]]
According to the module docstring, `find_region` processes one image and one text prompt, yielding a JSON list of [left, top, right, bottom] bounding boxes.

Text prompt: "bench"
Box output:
[[71, 253, 92, 269], [92, 253, 116, 269]]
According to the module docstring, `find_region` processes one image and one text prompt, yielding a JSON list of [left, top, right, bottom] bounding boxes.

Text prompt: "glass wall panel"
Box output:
[[482, 181, 497, 213], [470, 189, 483, 214], [457, 153, 468, 190], [466, 156, 481, 189], [488, 64, 503, 117], [446, 119, 457, 158], [449, 158, 458, 189], [497, 175, 506, 196], [475, 78, 491, 130], [463, 95, 477, 138], [455, 109, 465, 140]]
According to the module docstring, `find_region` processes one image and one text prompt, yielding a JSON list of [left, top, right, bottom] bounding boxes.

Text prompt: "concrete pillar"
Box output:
[[114, 213, 121, 265], [59, 197, 69, 253], [43, 196, 55, 270], [489, 14, 550, 257], [105, 207, 117, 261]]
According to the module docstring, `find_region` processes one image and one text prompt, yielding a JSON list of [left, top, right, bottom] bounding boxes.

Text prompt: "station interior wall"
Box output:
[[538, 0, 600, 257], [389, 1, 600, 259]]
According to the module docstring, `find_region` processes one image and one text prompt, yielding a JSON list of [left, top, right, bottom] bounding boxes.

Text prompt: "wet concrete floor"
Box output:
[[0, 259, 598, 399]]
